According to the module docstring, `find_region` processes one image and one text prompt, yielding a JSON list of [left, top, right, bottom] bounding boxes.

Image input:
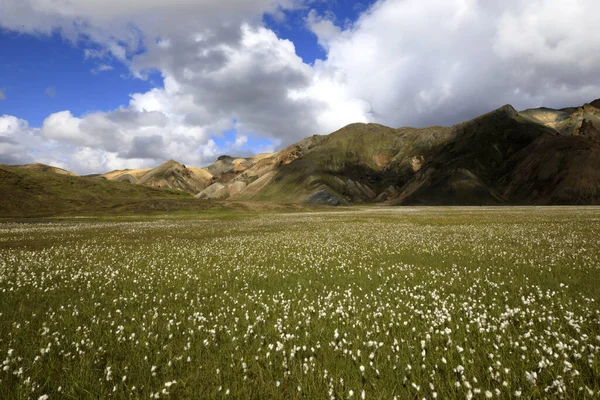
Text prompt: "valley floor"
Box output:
[[0, 207, 599, 399]]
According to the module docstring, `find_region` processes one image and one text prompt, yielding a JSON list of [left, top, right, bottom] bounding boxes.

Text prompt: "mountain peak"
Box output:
[[159, 159, 183, 168], [492, 104, 518, 119]]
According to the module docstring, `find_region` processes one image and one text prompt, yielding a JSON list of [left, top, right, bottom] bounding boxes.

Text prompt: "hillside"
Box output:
[[18, 163, 79, 176], [398, 103, 600, 205], [218, 100, 600, 205], [0, 165, 210, 217]]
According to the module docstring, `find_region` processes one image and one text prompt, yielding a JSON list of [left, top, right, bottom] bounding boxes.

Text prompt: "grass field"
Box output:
[[0, 207, 599, 399]]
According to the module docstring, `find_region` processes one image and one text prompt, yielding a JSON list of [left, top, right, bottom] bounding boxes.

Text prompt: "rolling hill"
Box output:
[[0, 164, 211, 217]]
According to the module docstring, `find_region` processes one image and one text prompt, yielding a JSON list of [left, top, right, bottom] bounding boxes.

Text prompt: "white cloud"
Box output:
[[494, 0, 600, 68], [0, 0, 304, 55], [42, 111, 89, 146], [38, 99, 220, 171], [0, 85, 235, 173], [305, 10, 341, 50], [131, 24, 324, 143], [91, 64, 114, 74], [301, 0, 600, 128], [0, 107, 230, 174], [0, 115, 44, 165], [234, 135, 248, 148]]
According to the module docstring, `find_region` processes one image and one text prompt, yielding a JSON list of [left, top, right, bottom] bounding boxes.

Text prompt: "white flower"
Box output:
[[525, 371, 537, 385], [485, 390, 492, 398], [38, 396, 49, 400]]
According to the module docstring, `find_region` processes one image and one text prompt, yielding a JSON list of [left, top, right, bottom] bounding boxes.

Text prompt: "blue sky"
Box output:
[[0, 32, 160, 126], [0, 0, 598, 173], [264, 1, 375, 63]]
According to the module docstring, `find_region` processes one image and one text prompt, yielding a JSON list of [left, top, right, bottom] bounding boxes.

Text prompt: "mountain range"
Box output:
[[2, 99, 600, 216]]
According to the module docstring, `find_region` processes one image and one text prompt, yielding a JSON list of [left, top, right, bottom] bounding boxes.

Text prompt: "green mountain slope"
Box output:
[[0, 165, 206, 217], [228, 100, 600, 205], [230, 123, 453, 204]]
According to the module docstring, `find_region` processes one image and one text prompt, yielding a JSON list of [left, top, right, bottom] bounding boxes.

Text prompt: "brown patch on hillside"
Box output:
[[373, 154, 389, 168]]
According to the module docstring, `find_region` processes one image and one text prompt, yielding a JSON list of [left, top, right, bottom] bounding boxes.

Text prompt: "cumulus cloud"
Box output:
[[302, 0, 600, 128], [131, 23, 322, 144], [0, 0, 599, 174], [36, 94, 223, 171], [305, 10, 341, 50], [0, 0, 305, 58], [0, 83, 236, 173], [0, 107, 228, 174], [0, 116, 34, 165]]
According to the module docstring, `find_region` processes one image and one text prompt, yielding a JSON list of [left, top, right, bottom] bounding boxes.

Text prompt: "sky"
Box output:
[[1, 0, 599, 174]]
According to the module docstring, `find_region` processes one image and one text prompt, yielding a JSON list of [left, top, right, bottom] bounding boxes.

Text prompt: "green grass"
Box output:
[[0, 207, 599, 399]]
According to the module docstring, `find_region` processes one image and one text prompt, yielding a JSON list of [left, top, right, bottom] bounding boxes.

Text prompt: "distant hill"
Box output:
[[0, 164, 210, 217], [5, 99, 600, 210], [18, 163, 79, 176]]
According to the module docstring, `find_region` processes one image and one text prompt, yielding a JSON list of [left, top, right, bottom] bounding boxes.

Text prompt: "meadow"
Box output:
[[0, 207, 599, 399]]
